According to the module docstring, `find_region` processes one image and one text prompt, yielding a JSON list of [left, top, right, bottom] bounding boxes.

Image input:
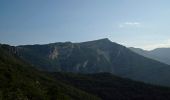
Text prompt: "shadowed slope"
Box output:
[[0, 44, 101, 100]]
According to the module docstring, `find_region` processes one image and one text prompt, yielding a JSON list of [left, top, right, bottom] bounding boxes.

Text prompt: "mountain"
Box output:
[[0, 44, 101, 100], [51, 72, 170, 100], [129, 47, 170, 65], [2, 44, 170, 100], [15, 38, 170, 86]]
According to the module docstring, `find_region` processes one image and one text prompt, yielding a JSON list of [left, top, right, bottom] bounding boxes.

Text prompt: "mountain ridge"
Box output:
[[12, 38, 170, 86], [3, 44, 170, 99], [0, 44, 101, 100], [129, 47, 170, 65]]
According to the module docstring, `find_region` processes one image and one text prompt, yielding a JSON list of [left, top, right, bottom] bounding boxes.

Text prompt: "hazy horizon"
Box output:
[[1, 0, 170, 50]]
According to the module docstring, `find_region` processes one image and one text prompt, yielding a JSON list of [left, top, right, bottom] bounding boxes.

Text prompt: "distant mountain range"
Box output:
[[2, 44, 170, 100], [12, 38, 170, 86], [129, 47, 170, 65]]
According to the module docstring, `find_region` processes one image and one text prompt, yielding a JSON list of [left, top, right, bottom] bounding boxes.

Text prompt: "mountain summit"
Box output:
[[2, 44, 170, 100], [83, 38, 112, 43], [17, 38, 170, 86]]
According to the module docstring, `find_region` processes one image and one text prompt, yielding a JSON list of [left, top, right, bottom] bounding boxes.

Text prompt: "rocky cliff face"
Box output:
[[15, 38, 170, 86]]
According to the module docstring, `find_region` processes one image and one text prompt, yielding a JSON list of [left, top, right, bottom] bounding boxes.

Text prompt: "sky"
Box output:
[[1, 0, 170, 50]]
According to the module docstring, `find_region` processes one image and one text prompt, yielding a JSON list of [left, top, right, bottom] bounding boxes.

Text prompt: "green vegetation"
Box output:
[[2, 44, 170, 100], [0, 44, 101, 100], [52, 72, 170, 100]]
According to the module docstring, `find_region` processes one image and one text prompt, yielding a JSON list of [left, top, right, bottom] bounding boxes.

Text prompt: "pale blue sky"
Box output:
[[1, 0, 170, 50]]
